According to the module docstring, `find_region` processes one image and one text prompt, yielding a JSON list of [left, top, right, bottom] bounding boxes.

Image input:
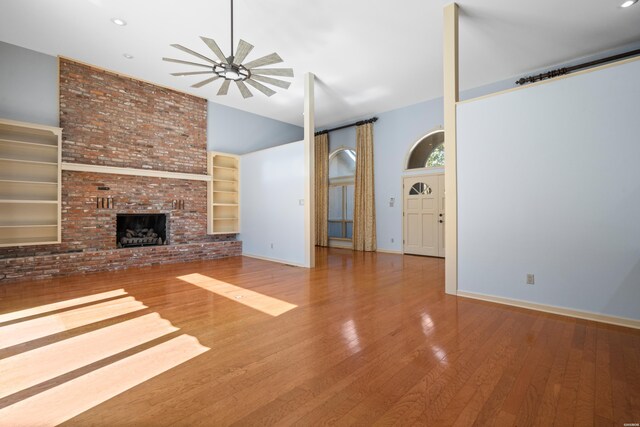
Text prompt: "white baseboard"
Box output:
[[241, 253, 306, 268], [456, 290, 640, 330], [376, 248, 403, 254]]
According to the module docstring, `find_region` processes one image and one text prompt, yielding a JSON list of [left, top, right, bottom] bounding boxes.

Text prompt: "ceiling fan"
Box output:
[[162, 0, 293, 98]]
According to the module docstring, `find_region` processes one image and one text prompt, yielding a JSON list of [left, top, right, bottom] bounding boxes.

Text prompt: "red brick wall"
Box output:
[[0, 59, 240, 279], [59, 58, 207, 174], [0, 241, 242, 283]]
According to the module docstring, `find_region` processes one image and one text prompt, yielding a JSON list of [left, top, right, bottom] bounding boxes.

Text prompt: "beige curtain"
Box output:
[[314, 133, 329, 246], [353, 122, 376, 251]]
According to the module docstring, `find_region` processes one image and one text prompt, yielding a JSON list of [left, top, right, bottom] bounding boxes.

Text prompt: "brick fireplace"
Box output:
[[0, 58, 241, 283]]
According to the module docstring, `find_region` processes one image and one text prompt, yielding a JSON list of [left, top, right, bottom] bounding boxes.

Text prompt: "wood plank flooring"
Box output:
[[0, 248, 638, 426]]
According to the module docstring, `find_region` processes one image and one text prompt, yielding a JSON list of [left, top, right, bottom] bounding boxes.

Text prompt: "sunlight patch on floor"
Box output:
[[0, 335, 208, 426], [0, 313, 178, 400], [0, 289, 127, 324], [0, 296, 146, 350], [177, 273, 297, 317], [0, 291, 209, 425]]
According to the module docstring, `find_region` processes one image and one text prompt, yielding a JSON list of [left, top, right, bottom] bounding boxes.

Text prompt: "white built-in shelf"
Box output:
[[0, 199, 58, 204], [0, 179, 57, 185], [0, 138, 58, 149], [208, 152, 240, 235], [0, 157, 57, 166], [0, 118, 62, 247], [0, 224, 57, 228], [0, 237, 59, 247]]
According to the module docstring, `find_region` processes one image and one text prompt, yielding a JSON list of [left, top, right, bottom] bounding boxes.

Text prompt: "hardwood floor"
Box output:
[[0, 248, 638, 426]]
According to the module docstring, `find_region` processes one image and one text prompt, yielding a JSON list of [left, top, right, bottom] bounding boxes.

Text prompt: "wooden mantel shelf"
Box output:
[[61, 162, 212, 182]]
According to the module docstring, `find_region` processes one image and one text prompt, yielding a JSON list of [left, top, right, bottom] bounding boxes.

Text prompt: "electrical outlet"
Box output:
[[391, 238, 394, 243], [270, 243, 274, 249], [526, 274, 535, 285]]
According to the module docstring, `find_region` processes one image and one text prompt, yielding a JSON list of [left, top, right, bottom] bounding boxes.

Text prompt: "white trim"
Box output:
[[376, 248, 402, 254], [303, 72, 316, 268], [61, 162, 211, 181], [443, 3, 459, 296], [457, 291, 640, 330], [241, 253, 305, 268]]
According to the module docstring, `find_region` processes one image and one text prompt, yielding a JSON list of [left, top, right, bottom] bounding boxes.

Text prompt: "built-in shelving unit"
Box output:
[[208, 152, 239, 234], [0, 118, 62, 247]]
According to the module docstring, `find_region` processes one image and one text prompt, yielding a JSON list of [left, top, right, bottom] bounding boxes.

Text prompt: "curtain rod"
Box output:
[[315, 117, 378, 136], [515, 48, 640, 86]]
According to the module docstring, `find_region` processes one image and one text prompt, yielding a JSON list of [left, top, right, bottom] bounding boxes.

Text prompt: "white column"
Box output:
[[443, 3, 459, 295], [304, 72, 316, 268]]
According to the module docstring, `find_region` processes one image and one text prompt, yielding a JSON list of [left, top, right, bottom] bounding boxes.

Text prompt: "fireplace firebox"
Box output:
[[116, 214, 168, 248]]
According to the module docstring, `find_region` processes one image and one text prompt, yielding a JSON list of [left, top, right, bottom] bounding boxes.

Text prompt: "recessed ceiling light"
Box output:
[[620, 0, 637, 7], [123, 53, 134, 59], [111, 18, 127, 26]]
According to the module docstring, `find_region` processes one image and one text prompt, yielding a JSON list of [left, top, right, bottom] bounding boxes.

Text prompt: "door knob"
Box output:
[[439, 220, 444, 223]]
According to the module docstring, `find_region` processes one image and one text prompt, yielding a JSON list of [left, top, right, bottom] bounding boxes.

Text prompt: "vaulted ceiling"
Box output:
[[1, 0, 638, 127]]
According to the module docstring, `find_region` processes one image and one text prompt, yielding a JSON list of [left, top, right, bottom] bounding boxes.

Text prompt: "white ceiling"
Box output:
[[0, 0, 639, 127]]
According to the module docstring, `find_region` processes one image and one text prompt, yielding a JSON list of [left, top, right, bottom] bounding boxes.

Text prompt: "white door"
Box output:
[[403, 174, 444, 257], [438, 173, 445, 257]]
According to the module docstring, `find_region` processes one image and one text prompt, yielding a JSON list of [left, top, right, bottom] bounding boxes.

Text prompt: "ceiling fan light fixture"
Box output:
[[214, 64, 249, 81], [163, 0, 293, 98]]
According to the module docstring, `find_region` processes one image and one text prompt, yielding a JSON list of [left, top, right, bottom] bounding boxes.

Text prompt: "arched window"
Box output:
[[328, 148, 356, 240], [406, 129, 445, 170]]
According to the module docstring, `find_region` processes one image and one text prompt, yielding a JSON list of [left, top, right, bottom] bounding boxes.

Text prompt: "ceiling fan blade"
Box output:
[[235, 81, 253, 99], [250, 68, 294, 77], [250, 74, 291, 90], [217, 80, 231, 95], [200, 37, 229, 64], [191, 76, 220, 88], [163, 57, 212, 69], [170, 44, 218, 65], [171, 71, 215, 76], [233, 39, 254, 65], [242, 52, 283, 70], [245, 79, 276, 97]]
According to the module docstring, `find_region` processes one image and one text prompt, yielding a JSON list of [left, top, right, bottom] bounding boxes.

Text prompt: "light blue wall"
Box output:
[[0, 41, 58, 126], [240, 140, 306, 266], [208, 102, 303, 155], [457, 58, 640, 320]]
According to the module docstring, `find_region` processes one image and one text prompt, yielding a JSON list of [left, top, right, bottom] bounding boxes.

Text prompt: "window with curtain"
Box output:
[[328, 148, 356, 240]]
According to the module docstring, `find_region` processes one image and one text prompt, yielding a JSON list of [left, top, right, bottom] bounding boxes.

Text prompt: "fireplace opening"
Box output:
[[116, 214, 168, 248]]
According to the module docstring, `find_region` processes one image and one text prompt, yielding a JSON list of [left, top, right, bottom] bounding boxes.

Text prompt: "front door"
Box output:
[[403, 175, 444, 257]]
